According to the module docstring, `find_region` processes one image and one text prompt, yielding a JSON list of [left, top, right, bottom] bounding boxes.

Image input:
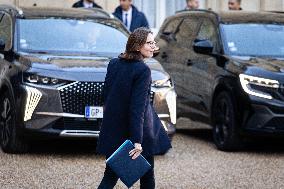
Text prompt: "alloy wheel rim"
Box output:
[[215, 99, 230, 145], [0, 98, 12, 146]]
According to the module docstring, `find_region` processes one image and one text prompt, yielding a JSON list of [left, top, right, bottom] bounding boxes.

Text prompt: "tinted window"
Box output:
[[163, 18, 182, 34], [175, 18, 199, 48], [0, 13, 12, 50], [221, 23, 284, 57], [197, 19, 219, 52], [17, 18, 128, 56]]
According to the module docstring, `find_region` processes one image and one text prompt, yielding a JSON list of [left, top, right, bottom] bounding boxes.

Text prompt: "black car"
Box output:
[[155, 10, 284, 151], [0, 6, 176, 153]]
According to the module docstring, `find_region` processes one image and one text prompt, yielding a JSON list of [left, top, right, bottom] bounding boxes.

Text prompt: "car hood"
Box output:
[[19, 54, 170, 82], [227, 56, 284, 82]]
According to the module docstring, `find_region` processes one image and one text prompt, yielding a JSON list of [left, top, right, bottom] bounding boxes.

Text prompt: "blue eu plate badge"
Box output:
[[85, 106, 103, 119]]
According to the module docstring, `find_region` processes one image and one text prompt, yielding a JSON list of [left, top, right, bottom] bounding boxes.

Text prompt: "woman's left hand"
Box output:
[[129, 143, 143, 160]]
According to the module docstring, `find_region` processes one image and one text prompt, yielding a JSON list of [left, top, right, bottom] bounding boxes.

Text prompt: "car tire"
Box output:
[[212, 91, 242, 151], [0, 90, 29, 153]]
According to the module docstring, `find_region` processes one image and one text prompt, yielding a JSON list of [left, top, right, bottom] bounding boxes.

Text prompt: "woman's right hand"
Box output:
[[129, 143, 143, 160]]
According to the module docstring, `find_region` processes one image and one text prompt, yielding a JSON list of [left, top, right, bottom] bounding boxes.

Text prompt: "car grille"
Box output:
[[59, 81, 155, 115], [53, 118, 101, 131], [59, 82, 104, 115]]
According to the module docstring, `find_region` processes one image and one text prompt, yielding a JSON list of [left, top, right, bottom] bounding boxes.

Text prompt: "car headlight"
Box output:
[[152, 78, 172, 88], [239, 74, 279, 100], [23, 73, 66, 86], [166, 90, 177, 124]]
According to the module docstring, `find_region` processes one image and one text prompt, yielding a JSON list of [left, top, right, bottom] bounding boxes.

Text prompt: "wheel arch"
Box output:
[[0, 79, 15, 105], [210, 81, 240, 126], [0, 80, 19, 124], [0, 84, 9, 96], [0, 80, 28, 153]]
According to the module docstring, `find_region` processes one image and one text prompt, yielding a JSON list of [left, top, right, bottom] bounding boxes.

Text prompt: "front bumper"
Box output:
[[21, 82, 176, 138], [243, 95, 284, 135]]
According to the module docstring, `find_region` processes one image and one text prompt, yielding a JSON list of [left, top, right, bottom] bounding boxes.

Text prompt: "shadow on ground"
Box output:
[[28, 128, 284, 155], [29, 139, 98, 155], [177, 128, 284, 154], [177, 128, 213, 143]]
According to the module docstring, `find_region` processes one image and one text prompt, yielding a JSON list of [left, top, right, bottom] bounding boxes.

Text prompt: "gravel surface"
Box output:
[[1, 118, 284, 189]]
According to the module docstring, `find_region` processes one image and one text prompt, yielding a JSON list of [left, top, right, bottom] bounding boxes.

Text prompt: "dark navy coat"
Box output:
[[97, 58, 171, 157], [113, 5, 149, 32]]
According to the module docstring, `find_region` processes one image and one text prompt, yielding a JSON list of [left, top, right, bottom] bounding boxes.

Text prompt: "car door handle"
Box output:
[[161, 52, 168, 59], [186, 59, 193, 66]]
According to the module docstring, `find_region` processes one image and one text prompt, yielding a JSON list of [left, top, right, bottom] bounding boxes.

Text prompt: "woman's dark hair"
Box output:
[[120, 27, 152, 61]]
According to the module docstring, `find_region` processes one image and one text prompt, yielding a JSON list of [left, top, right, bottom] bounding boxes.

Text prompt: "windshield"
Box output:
[[16, 18, 128, 56], [221, 23, 284, 57]]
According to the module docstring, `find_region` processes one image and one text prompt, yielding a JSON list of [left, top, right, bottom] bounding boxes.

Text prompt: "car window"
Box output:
[[0, 12, 12, 51], [163, 18, 182, 34], [222, 23, 284, 57], [197, 19, 219, 52], [17, 18, 128, 56], [175, 17, 200, 48]]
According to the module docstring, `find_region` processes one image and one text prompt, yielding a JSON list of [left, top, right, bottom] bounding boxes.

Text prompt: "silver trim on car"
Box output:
[[35, 112, 85, 118], [24, 86, 43, 121], [57, 81, 79, 90], [158, 114, 170, 118], [60, 130, 100, 137], [36, 112, 170, 118]]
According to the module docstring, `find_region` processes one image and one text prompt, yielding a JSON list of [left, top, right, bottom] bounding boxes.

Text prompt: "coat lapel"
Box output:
[[130, 6, 138, 32]]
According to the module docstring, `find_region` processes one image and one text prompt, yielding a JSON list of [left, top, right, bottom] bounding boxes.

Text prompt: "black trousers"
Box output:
[[97, 156, 155, 189]]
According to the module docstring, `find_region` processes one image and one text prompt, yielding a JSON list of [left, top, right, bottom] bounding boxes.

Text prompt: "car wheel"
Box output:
[[212, 91, 242, 151], [0, 91, 29, 153]]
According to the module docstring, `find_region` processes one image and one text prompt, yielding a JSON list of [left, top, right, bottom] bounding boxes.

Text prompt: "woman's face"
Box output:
[[140, 33, 156, 59]]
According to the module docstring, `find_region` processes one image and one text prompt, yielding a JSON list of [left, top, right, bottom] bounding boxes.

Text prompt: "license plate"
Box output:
[[85, 106, 103, 118]]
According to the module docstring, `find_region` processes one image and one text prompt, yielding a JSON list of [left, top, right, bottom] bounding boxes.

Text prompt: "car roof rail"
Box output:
[[175, 9, 221, 22], [73, 7, 114, 18], [0, 4, 23, 16], [267, 10, 284, 14], [79, 7, 114, 18]]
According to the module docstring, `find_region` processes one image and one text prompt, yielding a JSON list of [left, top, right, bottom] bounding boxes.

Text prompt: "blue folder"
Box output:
[[106, 140, 151, 188]]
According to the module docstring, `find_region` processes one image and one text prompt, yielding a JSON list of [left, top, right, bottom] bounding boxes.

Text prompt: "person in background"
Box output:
[[97, 27, 172, 189], [228, 0, 242, 10], [185, 0, 200, 10], [72, 0, 102, 9], [113, 0, 149, 32]]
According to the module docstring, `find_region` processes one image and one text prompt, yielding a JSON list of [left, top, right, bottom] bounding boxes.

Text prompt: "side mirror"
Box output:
[[193, 39, 213, 55], [160, 32, 176, 42], [0, 39, 5, 51]]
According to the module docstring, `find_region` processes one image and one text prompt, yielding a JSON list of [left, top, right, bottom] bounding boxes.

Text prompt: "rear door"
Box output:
[[0, 11, 13, 88], [173, 15, 201, 117], [182, 14, 221, 122], [156, 15, 201, 117], [155, 16, 184, 95]]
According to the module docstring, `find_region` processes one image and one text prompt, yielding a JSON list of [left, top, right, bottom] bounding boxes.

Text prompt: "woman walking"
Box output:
[[97, 27, 172, 189]]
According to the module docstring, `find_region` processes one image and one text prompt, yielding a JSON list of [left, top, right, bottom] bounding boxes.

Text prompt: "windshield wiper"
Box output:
[[22, 49, 49, 54], [33, 51, 49, 54]]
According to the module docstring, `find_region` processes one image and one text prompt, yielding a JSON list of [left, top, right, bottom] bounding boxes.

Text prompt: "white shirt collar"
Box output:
[[122, 6, 132, 15], [83, 1, 93, 8], [122, 7, 132, 30]]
